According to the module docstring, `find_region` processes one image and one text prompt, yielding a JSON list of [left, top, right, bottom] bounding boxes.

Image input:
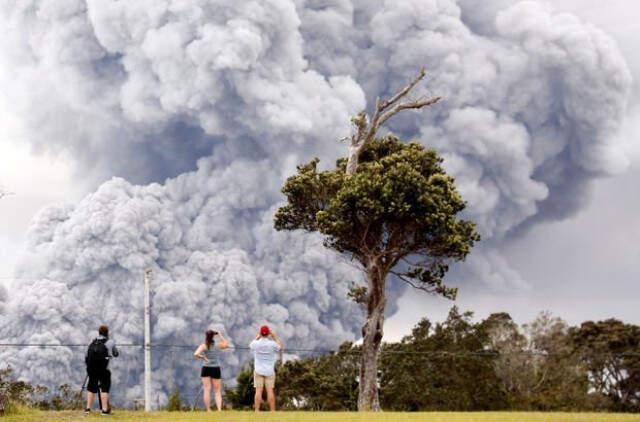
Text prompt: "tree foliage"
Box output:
[[572, 319, 640, 411], [235, 309, 640, 412], [0, 367, 81, 413], [44, 384, 84, 411], [380, 307, 507, 411], [165, 387, 183, 411], [224, 364, 255, 410], [480, 312, 592, 410], [277, 343, 359, 410], [275, 136, 479, 298]]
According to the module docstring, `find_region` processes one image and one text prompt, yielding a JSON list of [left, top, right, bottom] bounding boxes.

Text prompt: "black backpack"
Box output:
[[86, 338, 109, 371]]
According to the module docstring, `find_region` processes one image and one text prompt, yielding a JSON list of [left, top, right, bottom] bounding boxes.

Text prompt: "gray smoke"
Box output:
[[0, 171, 362, 401], [0, 284, 6, 315], [0, 0, 632, 406]]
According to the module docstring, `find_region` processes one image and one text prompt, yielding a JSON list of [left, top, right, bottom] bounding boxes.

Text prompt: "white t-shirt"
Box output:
[[249, 338, 281, 376]]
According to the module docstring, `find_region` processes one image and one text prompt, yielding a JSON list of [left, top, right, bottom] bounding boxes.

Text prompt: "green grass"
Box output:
[[3, 411, 640, 422]]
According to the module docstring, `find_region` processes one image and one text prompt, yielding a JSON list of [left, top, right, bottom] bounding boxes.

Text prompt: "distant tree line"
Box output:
[[227, 307, 639, 412]]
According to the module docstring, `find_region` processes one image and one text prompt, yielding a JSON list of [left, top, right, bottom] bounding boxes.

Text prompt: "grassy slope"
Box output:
[[3, 411, 640, 422]]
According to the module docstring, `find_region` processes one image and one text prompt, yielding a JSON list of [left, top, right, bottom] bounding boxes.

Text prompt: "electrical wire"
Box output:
[[0, 343, 637, 357]]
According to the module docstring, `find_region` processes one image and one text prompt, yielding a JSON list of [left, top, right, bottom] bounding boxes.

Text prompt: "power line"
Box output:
[[0, 343, 638, 358]]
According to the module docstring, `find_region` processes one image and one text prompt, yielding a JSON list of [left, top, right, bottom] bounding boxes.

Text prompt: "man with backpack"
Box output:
[[85, 325, 119, 415]]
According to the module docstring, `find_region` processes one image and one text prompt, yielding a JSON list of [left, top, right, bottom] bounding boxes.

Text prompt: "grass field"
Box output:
[[3, 411, 640, 422]]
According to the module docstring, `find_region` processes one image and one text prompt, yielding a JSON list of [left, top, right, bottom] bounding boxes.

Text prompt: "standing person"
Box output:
[[249, 325, 282, 412], [194, 329, 229, 411], [85, 325, 119, 416]]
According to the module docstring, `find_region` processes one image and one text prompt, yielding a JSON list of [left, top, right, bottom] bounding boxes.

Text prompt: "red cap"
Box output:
[[260, 325, 270, 336]]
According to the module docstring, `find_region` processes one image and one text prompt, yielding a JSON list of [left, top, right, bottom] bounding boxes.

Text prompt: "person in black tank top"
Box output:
[[194, 329, 229, 411]]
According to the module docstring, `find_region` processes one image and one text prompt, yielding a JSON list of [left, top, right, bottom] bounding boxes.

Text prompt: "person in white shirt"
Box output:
[[249, 325, 282, 411]]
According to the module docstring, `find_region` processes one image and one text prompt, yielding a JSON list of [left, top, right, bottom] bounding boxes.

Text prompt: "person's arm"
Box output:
[[104, 339, 119, 358], [193, 344, 209, 362], [270, 331, 283, 350], [110, 340, 119, 358], [249, 335, 260, 350], [217, 332, 229, 350]]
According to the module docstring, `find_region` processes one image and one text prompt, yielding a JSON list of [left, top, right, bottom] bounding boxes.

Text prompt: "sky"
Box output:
[[1, 0, 639, 344], [0, 110, 81, 282]]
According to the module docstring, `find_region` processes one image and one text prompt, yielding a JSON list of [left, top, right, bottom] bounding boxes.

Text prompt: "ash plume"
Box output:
[[0, 284, 6, 315], [0, 0, 631, 405]]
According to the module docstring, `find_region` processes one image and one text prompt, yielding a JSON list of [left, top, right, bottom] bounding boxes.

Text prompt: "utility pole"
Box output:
[[144, 269, 152, 412]]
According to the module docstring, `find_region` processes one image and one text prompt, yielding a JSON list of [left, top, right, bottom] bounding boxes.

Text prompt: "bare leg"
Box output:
[[254, 386, 264, 412], [212, 379, 222, 411], [86, 391, 94, 410], [266, 387, 276, 411], [201, 377, 212, 411], [100, 392, 109, 412]]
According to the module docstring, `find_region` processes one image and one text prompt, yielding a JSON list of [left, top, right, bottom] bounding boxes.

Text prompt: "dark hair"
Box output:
[[205, 330, 217, 349], [98, 325, 109, 337]]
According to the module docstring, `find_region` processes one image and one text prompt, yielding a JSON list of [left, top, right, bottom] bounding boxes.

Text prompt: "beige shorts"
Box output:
[[253, 372, 276, 389]]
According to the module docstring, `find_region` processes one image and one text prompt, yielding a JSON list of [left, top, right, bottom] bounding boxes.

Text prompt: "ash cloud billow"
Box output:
[[0, 0, 632, 405], [0, 284, 6, 315]]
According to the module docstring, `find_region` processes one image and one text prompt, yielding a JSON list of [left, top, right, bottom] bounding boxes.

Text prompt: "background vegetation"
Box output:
[[226, 307, 639, 413], [2, 411, 640, 422], [2, 307, 638, 415]]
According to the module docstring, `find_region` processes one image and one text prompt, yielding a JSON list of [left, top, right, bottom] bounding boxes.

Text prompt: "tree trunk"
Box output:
[[346, 143, 361, 175], [358, 260, 386, 411]]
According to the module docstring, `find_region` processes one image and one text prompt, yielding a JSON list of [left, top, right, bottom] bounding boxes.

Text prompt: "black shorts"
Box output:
[[87, 369, 111, 394], [201, 366, 221, 379]]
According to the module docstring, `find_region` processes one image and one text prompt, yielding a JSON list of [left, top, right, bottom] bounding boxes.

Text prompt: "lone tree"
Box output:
[[275, 70, 480, 411]]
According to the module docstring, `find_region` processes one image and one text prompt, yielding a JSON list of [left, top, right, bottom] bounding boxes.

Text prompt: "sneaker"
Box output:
[[84, 408, 91, 415], [101, 409, 113, 416]]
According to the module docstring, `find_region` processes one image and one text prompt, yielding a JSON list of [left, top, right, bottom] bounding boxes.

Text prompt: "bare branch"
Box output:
[[376, 96, 442, 129], [345, 68, 441, 175], [390, 270, 435, 294], [359, 219, 373, 254], [400, 255, 445, 270], [532, 366, 549, 392], [378, 67, 427, 111], [337, 254, 367, 273]]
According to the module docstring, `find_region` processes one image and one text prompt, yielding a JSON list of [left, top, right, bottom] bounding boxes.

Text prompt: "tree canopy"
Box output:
[[573, 319, 640, 411], [275, 136, 479, 299]]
